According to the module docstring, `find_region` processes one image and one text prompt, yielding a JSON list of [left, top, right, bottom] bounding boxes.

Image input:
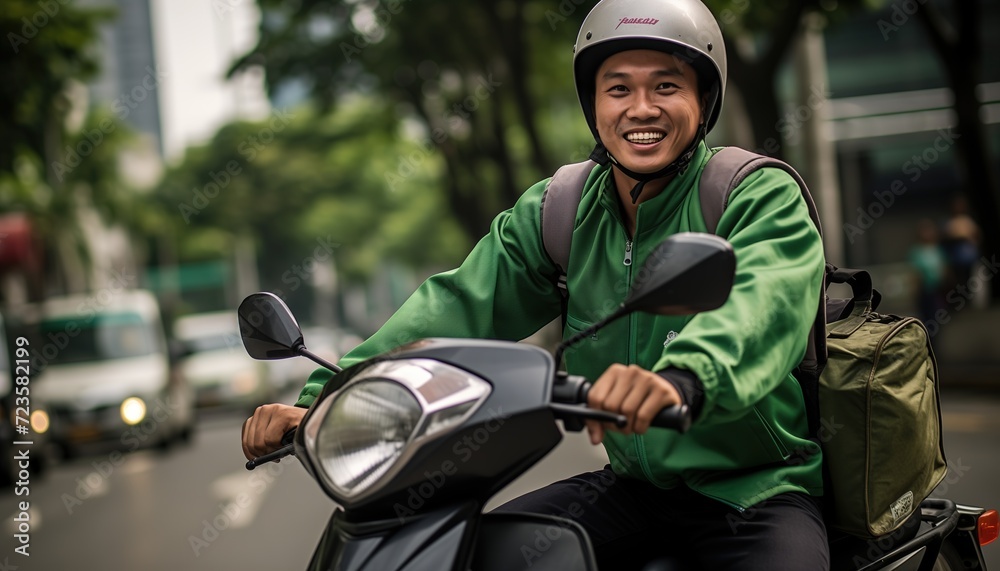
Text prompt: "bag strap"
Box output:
[[541, 160, 595, 298], [826, 265, 880, 338]]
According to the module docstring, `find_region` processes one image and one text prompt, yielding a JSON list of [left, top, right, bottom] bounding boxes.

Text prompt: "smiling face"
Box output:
[[594, 49, 705, 176]]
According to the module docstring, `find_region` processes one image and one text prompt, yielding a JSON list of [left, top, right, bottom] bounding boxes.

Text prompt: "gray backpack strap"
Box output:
[[541, 160, 595, 297], [699, 146, 827, 437], [698, 147, 829, 435], [699, 146, 823, 239]]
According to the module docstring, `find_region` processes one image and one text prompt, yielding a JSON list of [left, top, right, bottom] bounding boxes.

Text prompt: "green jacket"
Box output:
[[297, 142, 825, 511]]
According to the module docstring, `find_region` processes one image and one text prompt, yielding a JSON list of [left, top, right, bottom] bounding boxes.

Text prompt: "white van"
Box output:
[[32, 289, 195, 458]]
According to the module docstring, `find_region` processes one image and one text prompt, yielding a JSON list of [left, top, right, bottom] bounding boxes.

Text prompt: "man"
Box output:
[[243, 0, 828, 568]]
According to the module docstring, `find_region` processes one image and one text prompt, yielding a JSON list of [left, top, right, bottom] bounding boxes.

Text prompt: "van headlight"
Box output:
[[121, 397, 147, 425], [302, 358, 491, 503]]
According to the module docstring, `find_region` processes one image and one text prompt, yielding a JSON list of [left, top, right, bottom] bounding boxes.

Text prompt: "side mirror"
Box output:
[[555, 233, 735, 362], [237, 292, 305, 360], [621, 233, 735, 316], [237, 292, 342, 373]]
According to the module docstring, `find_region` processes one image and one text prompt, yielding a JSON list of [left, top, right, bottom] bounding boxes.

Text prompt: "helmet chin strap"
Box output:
[[589, 86, 718, 204], [590, 122, 707, 204]]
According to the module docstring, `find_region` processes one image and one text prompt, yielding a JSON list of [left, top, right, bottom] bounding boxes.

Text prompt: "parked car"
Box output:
[[31, 289, 195, 458], [266, 325, 361, 392], [173, 310, 274, 411]]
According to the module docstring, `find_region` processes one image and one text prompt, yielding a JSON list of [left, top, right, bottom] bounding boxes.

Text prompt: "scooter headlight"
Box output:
[[303, 358, 491, 503]]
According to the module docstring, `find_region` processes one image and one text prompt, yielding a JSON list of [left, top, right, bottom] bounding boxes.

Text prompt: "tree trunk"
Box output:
[[722, 2, 810, 160], [497, 0, 553, 177], [729, 55, 784, 158]]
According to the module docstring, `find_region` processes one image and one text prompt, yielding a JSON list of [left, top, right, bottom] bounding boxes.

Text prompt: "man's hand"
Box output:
[[585, 364, 682, 445], [242, 404, 308, 461]]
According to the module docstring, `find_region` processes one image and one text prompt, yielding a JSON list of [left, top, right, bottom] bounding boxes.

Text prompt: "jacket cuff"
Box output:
[[656, 367, 705, 421]]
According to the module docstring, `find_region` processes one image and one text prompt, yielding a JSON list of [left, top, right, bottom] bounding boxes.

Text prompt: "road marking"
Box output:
[[121, 452, 156, 475], [210, 468, 279, 529]]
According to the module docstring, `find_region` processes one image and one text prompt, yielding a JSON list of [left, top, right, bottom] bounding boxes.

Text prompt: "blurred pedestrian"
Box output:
[[940, 194, 981, 289], [908, 218, 947, 327]]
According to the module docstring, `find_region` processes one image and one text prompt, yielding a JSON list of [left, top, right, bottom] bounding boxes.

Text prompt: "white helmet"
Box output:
[[573, 0, 728, 142]]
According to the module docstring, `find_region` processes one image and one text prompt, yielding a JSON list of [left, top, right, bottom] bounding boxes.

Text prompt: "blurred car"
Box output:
[[266, 326, 361, 394], [31, 289, 196, 458], [173, 310, 274, 411]]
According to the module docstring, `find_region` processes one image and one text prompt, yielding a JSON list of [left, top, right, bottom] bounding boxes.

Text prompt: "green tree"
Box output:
[[152, 99, 469, 305], [0, 2, 133, 297], [230, 0, 592, 242]]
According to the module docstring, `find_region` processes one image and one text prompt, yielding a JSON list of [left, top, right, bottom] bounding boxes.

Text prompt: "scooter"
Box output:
[[239, 232, 997, 571]]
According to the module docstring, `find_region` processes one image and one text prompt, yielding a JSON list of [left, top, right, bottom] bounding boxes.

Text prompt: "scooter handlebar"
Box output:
[[554, 374, 692, 433], [245, 428, 298, 471], [649, 403, 692, 433]]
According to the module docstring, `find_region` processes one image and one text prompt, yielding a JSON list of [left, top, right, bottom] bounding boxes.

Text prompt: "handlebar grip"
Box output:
[[575, 381, 692, 433], [245, 428, 299, 471], [650, 403, 691, 433]]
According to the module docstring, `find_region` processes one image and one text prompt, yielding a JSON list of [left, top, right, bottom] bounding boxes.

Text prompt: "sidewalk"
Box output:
[[930, 307, 1000, 391]]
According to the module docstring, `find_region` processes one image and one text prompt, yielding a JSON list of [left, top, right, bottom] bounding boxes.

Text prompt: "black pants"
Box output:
[[493, 466, 829, 571]]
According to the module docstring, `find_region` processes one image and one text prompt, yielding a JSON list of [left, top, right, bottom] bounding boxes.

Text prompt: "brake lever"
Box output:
[[245, 428, 297, 471], [549, 403, 627, 432]]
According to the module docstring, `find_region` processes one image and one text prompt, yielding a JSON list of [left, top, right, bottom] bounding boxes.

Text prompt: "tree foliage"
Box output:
[[0, 1, 135, 296], [152, 99, 469, 289], [0, 1, 114, 176], [230, 0, 593, 242], [233, 0, 903, 245]]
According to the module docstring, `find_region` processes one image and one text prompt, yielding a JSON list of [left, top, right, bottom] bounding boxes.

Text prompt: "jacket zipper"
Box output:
[[622, 231, 658, 482]]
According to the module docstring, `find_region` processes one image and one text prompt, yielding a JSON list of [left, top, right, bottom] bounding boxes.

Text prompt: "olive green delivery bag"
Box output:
[[819, 267, 948, 538]]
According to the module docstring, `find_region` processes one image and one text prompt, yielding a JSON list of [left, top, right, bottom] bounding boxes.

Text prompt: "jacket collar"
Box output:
[[597, 142, 711, 237]]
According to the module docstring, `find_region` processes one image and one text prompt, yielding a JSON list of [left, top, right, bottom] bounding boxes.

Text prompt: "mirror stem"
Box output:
[[297, 345, 342, 373], [553, 306, 625, 367]]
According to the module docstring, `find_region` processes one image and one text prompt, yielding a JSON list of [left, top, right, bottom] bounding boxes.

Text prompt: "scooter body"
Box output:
[[238, 233, 995, 571], [297, 338, 590, 571], [291, 339, 991, 571]]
